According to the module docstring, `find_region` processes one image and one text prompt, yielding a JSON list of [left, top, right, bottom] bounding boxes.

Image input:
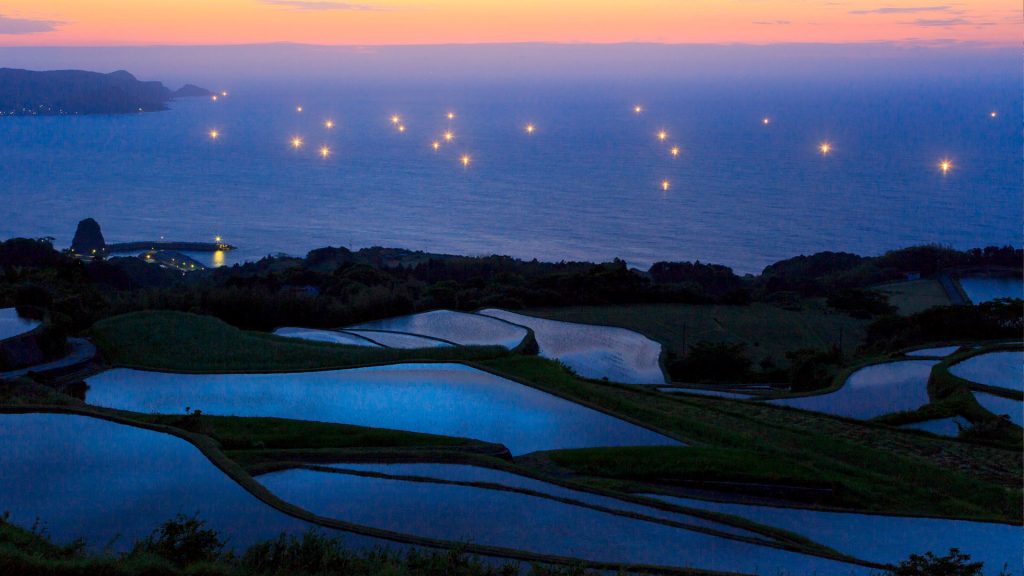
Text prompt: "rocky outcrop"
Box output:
[[173, 84, 213, 98], [70, 218, 106, 255]]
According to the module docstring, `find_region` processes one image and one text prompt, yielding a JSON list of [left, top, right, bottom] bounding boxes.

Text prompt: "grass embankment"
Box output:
[[523, 303, 868, 367], [872, 279, 952, 315], [542, 446, 830, 489], [873, 344, 1023, 450], [91, 311, 508, 372], [129, 413, 507, 472], [479, 356, 1022, 521]]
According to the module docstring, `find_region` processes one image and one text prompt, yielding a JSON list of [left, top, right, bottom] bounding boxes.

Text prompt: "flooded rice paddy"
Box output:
[[478, 309, 666, 384], [84, 363, 680, 454], [768, 361, 938, 419]]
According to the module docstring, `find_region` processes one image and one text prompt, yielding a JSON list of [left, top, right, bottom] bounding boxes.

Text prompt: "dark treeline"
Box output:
[[0, 237, 1020, 344], [757, 245, 1022, 297]]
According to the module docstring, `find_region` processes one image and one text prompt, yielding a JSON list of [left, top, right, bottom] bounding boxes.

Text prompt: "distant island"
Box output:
[[0, 68, 211, 116]]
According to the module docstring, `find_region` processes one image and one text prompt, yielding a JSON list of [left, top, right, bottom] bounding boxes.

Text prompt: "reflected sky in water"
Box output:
[[0, 413, 378, 551], [769, 360, 938, 419], [84, 363, 680, 454]]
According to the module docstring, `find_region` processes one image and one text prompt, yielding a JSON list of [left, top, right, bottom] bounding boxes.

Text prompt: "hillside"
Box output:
[[0, 68, 207, 116]]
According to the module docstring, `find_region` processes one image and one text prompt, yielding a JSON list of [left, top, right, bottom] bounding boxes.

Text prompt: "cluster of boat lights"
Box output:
[[203, 93, 996, 188]]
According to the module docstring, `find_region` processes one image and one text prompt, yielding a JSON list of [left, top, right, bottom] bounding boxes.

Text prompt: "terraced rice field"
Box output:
[[0, 307, 39, 341], [478, 309, 666, 384], [349, 310, 527, 349], [644, 493, 1022, 573], [0, 413, 373, 551], [258, 464, 868, 575], [273, 327, 382, 347], [768, 361, 938, 419], [951, 351, 1023, 392], [84, 363, 680, 454]]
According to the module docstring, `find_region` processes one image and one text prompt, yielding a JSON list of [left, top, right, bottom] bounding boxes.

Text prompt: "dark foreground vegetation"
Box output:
[[0, 515, 1001, 576], [0, 514, 565, 576]]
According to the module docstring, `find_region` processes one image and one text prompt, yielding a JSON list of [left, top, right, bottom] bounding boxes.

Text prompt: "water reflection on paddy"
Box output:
[[0, 307, 39, 341], [478, 309, 666, 384], [318, 462, 760, 538], [958, 277, 1023, 304], [273, 327, 382, 347], [84, 363, 679, 455], [906, 346, 961, 358], [899, 416, 966, 437], [345, 329, 454, 348], [951, 351, 1023, 392], [0, 413, 374, 551], [768, 361, 938, 419], [258, 467, 869, 575], [349, 310, 527, 349], [644, 493, 1022, 575], [973, 392, 1023, 426]]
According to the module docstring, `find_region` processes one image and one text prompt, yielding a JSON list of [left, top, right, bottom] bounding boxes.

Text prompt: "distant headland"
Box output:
[[69, 218, 234, 272], [0, 68, 211, 116]]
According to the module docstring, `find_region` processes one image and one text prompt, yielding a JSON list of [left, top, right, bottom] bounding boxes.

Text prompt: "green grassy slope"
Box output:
[[91, 311, 508, 372], [523, 303, 867, 366]]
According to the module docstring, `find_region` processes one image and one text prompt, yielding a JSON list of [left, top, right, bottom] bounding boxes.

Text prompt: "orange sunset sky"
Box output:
[[0, 0, 1018, 46]]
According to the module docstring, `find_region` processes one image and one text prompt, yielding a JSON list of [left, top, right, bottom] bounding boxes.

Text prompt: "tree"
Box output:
[[889, 549, 989, 576]]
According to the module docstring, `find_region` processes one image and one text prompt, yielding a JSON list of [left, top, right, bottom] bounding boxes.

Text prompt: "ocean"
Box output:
[[1, 77, 1019, 274]]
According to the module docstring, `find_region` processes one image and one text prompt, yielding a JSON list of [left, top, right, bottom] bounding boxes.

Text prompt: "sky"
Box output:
[[0, 0, 1018, 46]]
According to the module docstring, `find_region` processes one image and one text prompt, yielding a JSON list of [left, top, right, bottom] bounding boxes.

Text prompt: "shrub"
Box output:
[[667, 341, 752, 383], [134, 515, 224, 567], [889, 549, 989, 576]]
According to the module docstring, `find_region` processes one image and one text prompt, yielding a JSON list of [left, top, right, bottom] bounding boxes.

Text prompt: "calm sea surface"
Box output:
[[1, 79, 1019, 273]]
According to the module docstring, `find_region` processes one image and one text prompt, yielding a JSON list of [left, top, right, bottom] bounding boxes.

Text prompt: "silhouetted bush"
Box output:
[[827, 288, 896, 318], [667, 341, 753, 383], [865, 300, 1023, 352]]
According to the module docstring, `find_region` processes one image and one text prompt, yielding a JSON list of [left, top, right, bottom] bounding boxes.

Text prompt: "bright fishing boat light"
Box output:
[[661, 180, 670, 191], [670, 146, 680, 157], [939, 159, 952, 174], [291, 136, 303, 149], [526, 123, 535, 134], [461, 154, 471, 167], [209, 129, 219, 139], [319, 146, 330, 158], [819, 142, 831, 155], [658, 130, 668, 141]]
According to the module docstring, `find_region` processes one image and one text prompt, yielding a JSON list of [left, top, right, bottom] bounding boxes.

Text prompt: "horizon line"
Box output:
[[0, 39, 1016, 50]]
